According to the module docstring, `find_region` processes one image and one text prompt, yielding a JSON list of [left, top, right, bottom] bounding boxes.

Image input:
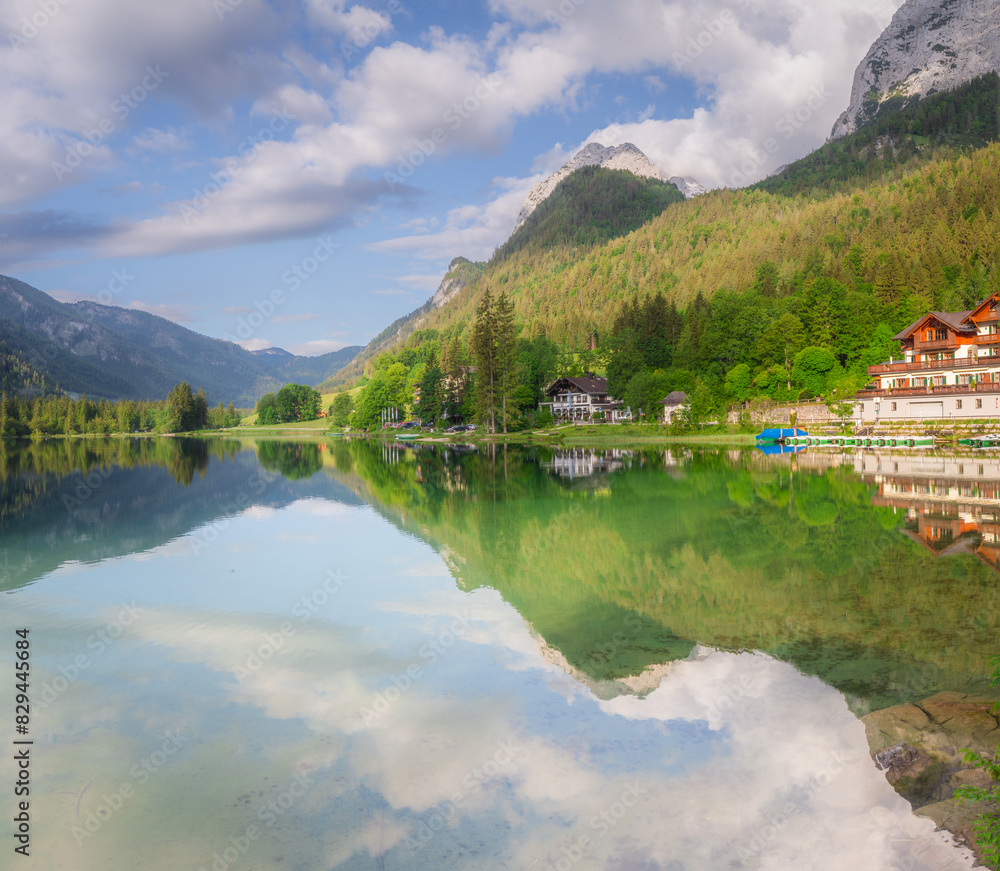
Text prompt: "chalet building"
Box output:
[[543, 448, 627, 480], [858, 292, 1000, 420], [797, 451, 1000, 571], [542, 374, 629, 422], [660, 391, 688, 423]]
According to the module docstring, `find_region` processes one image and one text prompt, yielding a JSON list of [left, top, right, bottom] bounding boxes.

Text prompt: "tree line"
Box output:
[[0, 383, 241, 438]]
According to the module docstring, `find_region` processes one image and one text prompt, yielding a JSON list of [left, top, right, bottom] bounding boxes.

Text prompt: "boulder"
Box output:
[[863, 692, 999, 859]]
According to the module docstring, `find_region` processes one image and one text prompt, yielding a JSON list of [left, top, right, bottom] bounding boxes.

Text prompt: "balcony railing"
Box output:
[[914, 338, 960, 352], [856, 382, 1000, 399], [975, 333, 1000, 345], [868, 355, 1000, 375]]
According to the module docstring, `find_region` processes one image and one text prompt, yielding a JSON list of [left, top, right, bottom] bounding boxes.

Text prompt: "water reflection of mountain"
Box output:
[[5, 439, 998, 715], [0, 439, 361, 593], [321, 441, 999, 714]]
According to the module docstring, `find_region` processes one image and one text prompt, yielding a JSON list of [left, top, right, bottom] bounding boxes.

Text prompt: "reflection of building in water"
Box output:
[[543, 449, 629, 480], [799, 451, 1000, 570]]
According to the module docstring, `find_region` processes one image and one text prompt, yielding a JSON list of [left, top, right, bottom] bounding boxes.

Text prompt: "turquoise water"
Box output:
[[0, 438, 987, 870]]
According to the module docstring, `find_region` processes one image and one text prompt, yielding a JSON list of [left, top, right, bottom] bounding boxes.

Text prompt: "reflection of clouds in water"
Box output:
[[3, 538, 977, 871], [124, 604, 975, 871], [598, 651, 973, 871]]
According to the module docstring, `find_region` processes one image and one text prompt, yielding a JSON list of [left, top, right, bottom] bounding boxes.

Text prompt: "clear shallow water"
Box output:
[[0, 438, 991, 870]]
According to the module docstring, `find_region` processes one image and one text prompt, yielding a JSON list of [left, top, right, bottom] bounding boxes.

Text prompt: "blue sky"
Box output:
[[0, 0, 902, 355]]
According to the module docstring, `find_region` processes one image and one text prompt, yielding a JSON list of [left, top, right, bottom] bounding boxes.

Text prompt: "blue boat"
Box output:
[[756, 428, 809, 443], [756, 443, 807, 456]]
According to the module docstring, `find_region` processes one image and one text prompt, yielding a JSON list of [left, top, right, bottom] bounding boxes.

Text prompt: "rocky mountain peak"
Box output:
[[831, 0, 1000, 139], [514, 142, 680, 233]]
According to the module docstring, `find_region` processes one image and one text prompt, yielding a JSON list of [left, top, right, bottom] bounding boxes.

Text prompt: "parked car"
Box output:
[[443, 424, 465, 433]]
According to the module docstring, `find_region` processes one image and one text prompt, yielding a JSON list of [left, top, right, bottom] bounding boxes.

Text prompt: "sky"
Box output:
[[0, 0, 904, 356]]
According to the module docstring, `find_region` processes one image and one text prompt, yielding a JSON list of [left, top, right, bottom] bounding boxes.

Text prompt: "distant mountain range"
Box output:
[[0, 274, 360, 404]]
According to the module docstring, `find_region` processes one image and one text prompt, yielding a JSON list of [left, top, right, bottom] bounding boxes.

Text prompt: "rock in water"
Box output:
[[831, 0, 1000, 139]]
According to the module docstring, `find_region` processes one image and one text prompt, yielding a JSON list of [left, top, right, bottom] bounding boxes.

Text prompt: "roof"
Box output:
[[660, 391, 689, 406], [893, 309, 976, 341], [545, 375, 610, 396]]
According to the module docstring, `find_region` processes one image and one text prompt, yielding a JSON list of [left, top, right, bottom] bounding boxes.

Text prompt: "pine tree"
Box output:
[[494, 290, 518, 433], [470, 289, 498, 432], [195, 388, 209, 430], [416, 351, 444, 425]]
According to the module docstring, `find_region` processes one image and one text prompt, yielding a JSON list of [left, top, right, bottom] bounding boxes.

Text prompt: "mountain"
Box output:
[[0, 275, 359, 404], [831, 0, 1000, 139], [668, 176, 709, 198], [342, 141, 1000, 352], [319, 257, 485, 390], [492, 165, 686, 263], [323, 164, 688, 389], [513, 142, 705, 232], [758, 72, 999, 197], [251, 345, 362, 384]]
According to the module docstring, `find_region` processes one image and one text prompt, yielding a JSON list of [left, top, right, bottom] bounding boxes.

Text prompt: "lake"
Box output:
[[1, 437, 996, 870]]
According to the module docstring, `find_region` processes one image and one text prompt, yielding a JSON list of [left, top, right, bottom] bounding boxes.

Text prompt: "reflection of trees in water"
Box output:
[[0, 438, 240, 521], [255, 442, 322, 481], [324, 440, 1000, 710]]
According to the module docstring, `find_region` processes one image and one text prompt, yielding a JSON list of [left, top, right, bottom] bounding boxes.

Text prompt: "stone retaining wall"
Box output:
[[727, 403, 842, 426]]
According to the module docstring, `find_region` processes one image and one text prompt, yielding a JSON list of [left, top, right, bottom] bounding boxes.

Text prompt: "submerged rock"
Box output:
[[863, 691, 1000, 858]]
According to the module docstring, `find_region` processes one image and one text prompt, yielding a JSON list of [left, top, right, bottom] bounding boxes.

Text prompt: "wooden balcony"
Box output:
[[856, 382, 1000, 399], [975, 333, 1000, 345], [868, 356, 994, 375], [914, 338, 960, 352]]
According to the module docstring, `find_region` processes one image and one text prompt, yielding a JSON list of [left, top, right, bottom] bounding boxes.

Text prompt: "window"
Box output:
[[980, 465, 986, 476], [977, 398, 983, 409], [959, 465, 965, 475], [956, 399, 963, 409], [891, 402, 897, 411]]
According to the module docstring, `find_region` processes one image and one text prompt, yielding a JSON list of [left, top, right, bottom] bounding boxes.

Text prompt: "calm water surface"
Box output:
[[1, 438, 996, 870]]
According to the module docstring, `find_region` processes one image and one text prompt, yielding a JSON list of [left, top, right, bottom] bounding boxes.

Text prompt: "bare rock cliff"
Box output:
[[831, 0, 1000, 139]]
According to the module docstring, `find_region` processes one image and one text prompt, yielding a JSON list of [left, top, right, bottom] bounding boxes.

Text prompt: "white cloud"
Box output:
[[132, 127, 192, 154], [370, 173, 536, 262], [286, 337, 350, 355], [0, 0, 902, 263], [305, 0, 395, 37]]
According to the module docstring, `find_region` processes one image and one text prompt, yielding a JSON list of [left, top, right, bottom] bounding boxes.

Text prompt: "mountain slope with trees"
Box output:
[[343, 137, 1000, 426], [757, 73, 1000, 198], [0, 275, 359, 404], [326, 168, 684, 392]]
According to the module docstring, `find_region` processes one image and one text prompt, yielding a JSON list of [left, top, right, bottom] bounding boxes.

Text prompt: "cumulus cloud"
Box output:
[[0, 0, 901, 264], [236, 337, 275, 350], [370, 174, 536, 262]]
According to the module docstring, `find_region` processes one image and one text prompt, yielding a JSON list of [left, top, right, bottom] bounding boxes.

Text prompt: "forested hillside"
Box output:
[[326, 169, 685, 390], [339, 140, 1000, 424], [396, 144, 1000, 351], [0, 343, 51, 395], [493, 166, 685, 261], [757, 73, 1000, 197], [0, 275, 359, 404]]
